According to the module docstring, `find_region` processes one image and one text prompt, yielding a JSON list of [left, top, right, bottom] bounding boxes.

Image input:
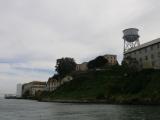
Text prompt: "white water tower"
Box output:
[[123, 28, 140, 53]]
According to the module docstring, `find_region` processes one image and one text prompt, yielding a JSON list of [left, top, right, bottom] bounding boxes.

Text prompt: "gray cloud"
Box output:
[[0, 0, 160, 94]]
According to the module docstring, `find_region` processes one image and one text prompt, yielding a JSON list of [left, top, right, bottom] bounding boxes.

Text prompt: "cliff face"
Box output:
[[40, 69, 160, 105]]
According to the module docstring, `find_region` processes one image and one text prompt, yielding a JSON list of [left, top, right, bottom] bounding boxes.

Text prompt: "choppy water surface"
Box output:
[[0, 98, 160, 120]]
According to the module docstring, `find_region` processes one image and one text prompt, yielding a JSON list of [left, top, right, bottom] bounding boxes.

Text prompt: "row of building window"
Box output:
[[139, 59, 156, 67], [139, 52, 160, 62], [133, 43, 160, 55], [110, 60, 116, 63], [107, 56, 116, 60]]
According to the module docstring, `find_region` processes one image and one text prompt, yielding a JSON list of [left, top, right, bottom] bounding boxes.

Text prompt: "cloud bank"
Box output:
[[0, 0, 159, 94]]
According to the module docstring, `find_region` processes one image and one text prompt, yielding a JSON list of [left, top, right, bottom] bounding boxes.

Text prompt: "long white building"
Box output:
[[124, 38, 160, 69]]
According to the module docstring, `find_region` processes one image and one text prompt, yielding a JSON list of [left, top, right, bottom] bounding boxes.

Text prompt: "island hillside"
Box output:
[[39, 66, 160, 105]]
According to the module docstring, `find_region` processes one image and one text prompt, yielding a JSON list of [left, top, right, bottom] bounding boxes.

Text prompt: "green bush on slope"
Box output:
[[41, 69, 160, 104]]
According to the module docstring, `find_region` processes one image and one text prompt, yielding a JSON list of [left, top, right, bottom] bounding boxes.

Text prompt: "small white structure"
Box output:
[[16, 84, 22, 98], [103, 54, 118, 65], [46, 76, 73, 92], [46, 79, 61, 92], [61, 76, 73, 83], [76, 62, 88, 71]]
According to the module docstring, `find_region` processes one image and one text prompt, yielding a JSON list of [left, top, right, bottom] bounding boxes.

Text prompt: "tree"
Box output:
[[87, 56, 108, 69], [55, 57, 76, 77], [51, 74, 60, 80]]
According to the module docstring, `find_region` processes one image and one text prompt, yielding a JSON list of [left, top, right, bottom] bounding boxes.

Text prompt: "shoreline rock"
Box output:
[[38, 98, 160, 105]]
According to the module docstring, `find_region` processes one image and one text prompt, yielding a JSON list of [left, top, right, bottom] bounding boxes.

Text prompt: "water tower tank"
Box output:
[[123, 28, 139, 42]]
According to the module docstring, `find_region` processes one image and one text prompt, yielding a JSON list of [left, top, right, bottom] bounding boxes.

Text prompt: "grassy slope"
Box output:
[[41, 69, 160, 104]]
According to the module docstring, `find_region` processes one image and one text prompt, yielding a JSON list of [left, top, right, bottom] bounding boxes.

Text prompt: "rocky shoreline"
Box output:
[[37, 98, 160, 105], [38, 98, 109, 104]]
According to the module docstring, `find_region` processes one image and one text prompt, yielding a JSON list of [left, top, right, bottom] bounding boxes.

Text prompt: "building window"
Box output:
[[151, 54, 154, 59], [145, 56, 148, 60], [139, 50, 141, 54], [139, 58, 142, 62], [151, 46, 153, 50], [145, 48, 147, 53], [157, 44, 159, 48], [152, 61, 155, 67], [158, 52, 160, 58], [126, 55, 130, 58], [134, 51, 136, 55]]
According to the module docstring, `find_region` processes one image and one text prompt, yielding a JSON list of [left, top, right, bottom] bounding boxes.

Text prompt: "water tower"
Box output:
[[123, 28, 140, 53]]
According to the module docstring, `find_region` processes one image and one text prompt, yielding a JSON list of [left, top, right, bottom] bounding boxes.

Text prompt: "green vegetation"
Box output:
[[40, 66, 160, 105], [37, 56, 160, 104]]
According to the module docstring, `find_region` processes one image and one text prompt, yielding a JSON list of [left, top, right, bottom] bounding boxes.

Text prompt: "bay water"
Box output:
[[0, 97, 160, 120]]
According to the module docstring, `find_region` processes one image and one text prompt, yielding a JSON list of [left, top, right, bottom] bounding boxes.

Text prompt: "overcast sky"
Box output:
[[0, 0, 160, 94]]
